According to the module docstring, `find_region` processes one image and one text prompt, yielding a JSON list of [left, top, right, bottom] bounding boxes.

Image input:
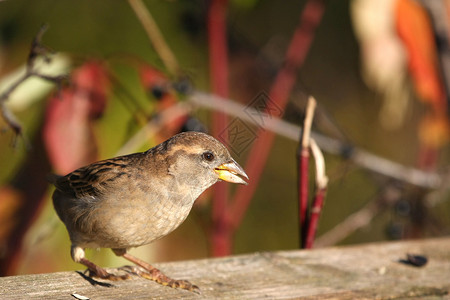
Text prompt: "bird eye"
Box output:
[[202, 152, 214, 161]]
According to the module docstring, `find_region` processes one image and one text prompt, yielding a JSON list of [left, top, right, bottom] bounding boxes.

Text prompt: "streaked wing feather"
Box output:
[[53, 156, 135, 199]]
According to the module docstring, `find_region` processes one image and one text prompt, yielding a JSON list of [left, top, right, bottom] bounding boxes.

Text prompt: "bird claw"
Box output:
[[117, 265, 145, 276], [169, 279, 201, 294], [85, 267, 130, 281], [117, 265, 137, 272], [118, 265, 200, 293]]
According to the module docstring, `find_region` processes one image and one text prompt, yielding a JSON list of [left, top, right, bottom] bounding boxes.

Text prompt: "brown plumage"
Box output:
[[50, 131, 248, 292]]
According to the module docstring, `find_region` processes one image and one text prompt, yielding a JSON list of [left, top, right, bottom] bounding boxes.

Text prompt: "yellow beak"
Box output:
[[215, 159, 249, 185]]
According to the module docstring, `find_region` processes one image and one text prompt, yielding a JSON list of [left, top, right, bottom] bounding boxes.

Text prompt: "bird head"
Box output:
[[161, 132, 249, 193]]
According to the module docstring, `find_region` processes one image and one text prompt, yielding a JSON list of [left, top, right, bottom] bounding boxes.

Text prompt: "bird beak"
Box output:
[[215, 159, 249, 185]]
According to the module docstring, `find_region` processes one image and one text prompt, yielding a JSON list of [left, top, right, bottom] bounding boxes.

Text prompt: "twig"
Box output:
[[208, 0, 231, 256], [0, 103, 23, 146], [301, 97, 316, 149], [0, 67, 31, 143], [128, 0, 179, 75], [304, 138, 328, 248], [310, 139, 329, 190], [0, 25, 66, 146], [189, 91, 442, 189], [27, 24, 53, 67], [298, 96, 316, 248]]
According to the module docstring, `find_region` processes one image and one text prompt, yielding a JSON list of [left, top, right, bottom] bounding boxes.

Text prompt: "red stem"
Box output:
[[229, 0, 326, 229], [305, 187, 326, 249], [0, 131, 51, 275], [299, 148, 310, 248], [208, 0, 231, 256]]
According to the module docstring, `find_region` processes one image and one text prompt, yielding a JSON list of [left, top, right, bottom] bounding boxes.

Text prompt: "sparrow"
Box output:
[[50, 131, 248, 292]]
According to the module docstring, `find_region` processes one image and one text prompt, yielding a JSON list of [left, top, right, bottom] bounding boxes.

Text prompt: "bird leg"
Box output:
[[113, 249, 200, 293], [71, 246, 129, 281]]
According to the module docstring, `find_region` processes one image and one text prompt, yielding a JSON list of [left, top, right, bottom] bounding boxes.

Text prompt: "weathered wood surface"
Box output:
[[1, 237, 449, 299]]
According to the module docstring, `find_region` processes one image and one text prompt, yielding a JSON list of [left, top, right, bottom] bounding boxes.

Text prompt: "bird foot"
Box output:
[[85, 267, 130, 281], [119, 265, 200, 293], [80, 257, 130, 281]]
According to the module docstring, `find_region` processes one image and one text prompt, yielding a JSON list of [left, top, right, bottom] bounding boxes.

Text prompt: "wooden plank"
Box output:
[[1, 237, 449, 299]]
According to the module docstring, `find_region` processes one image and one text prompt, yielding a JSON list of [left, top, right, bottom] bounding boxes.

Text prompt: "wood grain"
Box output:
[[1, 237, 449, 299]]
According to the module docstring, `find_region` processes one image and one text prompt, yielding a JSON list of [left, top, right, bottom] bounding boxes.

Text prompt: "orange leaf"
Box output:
[[395, 0, 447, 113]]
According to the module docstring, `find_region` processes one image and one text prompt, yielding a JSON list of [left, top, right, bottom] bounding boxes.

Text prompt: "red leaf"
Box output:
[[43, 61, 110, 174]]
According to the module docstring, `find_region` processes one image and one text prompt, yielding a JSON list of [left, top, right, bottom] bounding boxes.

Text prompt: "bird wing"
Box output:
[[51, 155, 137, 199]]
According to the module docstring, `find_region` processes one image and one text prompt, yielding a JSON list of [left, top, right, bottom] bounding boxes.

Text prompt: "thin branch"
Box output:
[[304, 138, 328, 249], [27, 24, 53, 67], [310, 138, 329, 189], [128, 0, 179, 75], [301, 96, 316, 149], [189, 91, 442, 189], [298, 96, 317, 248], [0, 103, 23, 146], [0, 73, 31, 104], [0, 25, 66, 146]]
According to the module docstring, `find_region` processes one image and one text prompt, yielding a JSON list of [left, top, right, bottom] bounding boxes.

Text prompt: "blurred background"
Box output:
[[0, 0, 449, 276]]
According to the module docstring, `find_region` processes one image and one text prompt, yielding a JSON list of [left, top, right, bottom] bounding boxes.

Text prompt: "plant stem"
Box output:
[[299, 96, 316, 248], [128, 0, 179, 75], [229, 0, 326, 230], [208, 0, 231, 256]]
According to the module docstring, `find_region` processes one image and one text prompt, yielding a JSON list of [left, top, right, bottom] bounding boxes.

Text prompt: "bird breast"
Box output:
[[84, 184, 199, 249]]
